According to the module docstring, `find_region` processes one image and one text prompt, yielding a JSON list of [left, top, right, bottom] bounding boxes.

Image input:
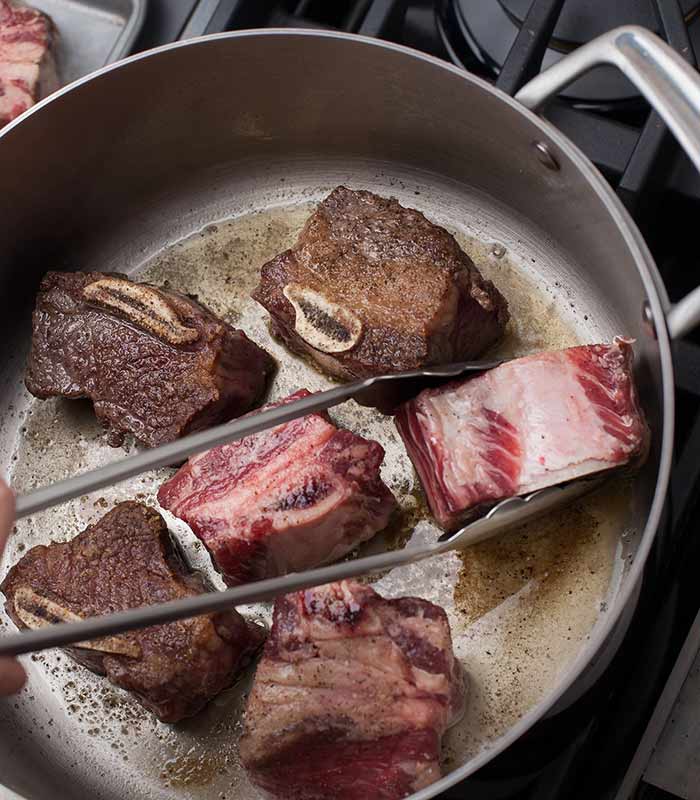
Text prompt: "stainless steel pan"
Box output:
[[1, 25, 700, 800]]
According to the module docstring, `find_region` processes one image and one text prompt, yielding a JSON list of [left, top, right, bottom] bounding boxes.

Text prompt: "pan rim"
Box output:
[[0, 28, 675, 800]]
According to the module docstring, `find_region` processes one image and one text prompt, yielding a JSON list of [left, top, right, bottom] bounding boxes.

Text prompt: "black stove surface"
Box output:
[[132, 4, 700, 798]]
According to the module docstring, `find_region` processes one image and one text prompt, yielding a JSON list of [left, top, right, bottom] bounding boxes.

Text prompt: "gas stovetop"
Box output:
[[130, 4, 700, 799]]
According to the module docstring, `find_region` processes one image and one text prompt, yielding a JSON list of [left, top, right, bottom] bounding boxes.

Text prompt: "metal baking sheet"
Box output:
[[31, 0, 146, 85]]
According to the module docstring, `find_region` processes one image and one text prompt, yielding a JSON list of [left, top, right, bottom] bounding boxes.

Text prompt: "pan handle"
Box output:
[[515, 25, 700, 340]]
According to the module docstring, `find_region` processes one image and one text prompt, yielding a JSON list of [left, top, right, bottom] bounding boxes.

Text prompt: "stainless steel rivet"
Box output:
[[533, 141, 560, 171], [490, 243, 507, 259], [642, 300, 657, 339]]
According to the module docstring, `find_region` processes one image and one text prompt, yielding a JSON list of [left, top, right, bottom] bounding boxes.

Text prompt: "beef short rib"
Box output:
[[158, 390, 397, 585], [26, 271, 274, 447], [396, 339, 649, 530], [239, 580, 466, 800], [252, 186, 509, 380], [0, 0, 59, 127], [0, 502, 265, 722]]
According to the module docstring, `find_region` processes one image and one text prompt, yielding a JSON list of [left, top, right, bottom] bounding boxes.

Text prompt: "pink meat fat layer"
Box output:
[[239, 581, 466, 800], [396, 341, 648, 529], [0, 1, 57, 127], [158, 391, 397, 584]]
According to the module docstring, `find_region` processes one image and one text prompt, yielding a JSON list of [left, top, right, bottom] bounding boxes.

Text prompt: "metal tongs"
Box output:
[[0, 360, 598, 657]]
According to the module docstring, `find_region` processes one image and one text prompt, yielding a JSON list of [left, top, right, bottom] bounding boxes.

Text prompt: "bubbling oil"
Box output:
[[3, 199, 632, 798]]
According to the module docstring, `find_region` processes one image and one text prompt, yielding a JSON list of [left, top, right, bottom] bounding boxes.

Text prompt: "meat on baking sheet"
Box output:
[[0, 0, 59, 127]]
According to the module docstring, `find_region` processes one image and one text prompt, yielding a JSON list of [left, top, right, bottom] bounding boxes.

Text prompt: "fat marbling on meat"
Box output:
[[0, 502, 265, 723], [253, 186, 509, 379], [0, 0, 58, 127], [26, 271, 274, 447], [239, 580, 466, 800], [158, 390, 397, 585], [396, 339, 649, 530]]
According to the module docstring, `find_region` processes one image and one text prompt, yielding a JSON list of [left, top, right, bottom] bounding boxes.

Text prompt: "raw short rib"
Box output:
[[396, 339, 649, 530], [0, 502, 265, 722], [253, 186, 509, 379], [239, 580, 466, 800], [157, 390, 397, 584], [0, 0, 58, 127], [26, 271, 274, 447]]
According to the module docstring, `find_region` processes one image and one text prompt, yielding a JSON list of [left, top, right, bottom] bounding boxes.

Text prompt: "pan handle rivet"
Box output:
[[642, 300, 657, 338], [533, 142, 560, 171]]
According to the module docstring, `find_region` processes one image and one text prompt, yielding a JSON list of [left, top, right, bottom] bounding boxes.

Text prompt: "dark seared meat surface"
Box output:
[[1, 502, 265, 722], [26, 271, 274, 447], [253, 187, 509, 379], [239, 580, 466, 799]]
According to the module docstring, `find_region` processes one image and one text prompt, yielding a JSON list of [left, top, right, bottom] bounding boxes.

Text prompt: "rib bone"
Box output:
[[13, 586, 141, 658], [283, 284, 362, 354], [83, 278, 199, 345]]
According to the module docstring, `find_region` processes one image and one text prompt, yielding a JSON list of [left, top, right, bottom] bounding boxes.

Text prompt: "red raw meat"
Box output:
[[396, 339, 649, 530], [0, 0, 58, 128], [157, 391, 397, 584], [239, 580, 466, 800]]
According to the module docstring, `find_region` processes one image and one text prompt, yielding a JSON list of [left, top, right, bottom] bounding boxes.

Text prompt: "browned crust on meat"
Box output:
[[0, 502, 265, 722], [252, 187, 509, 379], [25, 271, 274, 447]]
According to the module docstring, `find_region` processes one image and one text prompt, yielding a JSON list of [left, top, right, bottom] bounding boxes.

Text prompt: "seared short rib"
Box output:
[[253, 187, 509, 379], [239, 580, 466, 800], [0, 502, 265, 723], [396, 339, 649, 530], [26, 271, 274, 447], [158, 390, 397, 585], [0, 0, 59, 127]]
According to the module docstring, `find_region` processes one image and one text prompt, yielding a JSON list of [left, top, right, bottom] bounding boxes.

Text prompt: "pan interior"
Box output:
[[0, 159, 642, 800]]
